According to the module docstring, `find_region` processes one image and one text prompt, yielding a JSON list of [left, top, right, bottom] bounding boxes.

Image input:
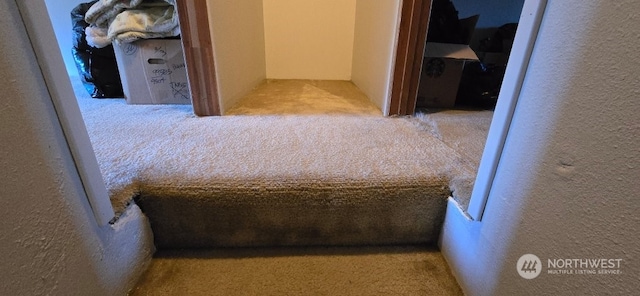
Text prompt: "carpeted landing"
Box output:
[[130, 246, 463, 295], [73, 76, 490, 249]]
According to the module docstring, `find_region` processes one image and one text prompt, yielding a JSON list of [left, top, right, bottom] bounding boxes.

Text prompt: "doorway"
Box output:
[[417, 0, 527, 112], [179, 0, 520, 117], [178, 0, 405, 116]]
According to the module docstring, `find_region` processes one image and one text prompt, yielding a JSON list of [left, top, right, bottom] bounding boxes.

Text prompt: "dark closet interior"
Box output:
[[417, 0, 526, 111]]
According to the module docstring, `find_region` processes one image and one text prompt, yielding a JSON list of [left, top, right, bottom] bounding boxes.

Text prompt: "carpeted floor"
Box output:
[[130, 245, 463, 296], [72, 77, 489, 214], [72, 76, 490, 247], [226, 79, 382, 115], [414, 109, 493, 170]]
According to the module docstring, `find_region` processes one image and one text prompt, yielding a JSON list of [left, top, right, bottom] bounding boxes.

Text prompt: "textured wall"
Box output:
[[263, 0, 356, 80], [0, 1, 154, 295], [441, 0, 640, 295]]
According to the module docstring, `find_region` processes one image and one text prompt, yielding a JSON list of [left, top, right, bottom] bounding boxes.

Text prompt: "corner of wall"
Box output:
[[351, 0, 402, 114], [440, 1, 640, 295], [208, 0, 267, 113], [1, 1, 154, 294]]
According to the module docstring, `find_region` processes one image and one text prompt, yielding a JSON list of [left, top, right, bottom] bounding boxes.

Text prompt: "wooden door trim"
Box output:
[[177, 0, 430, 117], [176, 0, 220, 116], [389, 0, 432, 116]]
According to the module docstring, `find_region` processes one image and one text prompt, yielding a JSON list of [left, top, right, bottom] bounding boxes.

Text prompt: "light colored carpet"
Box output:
[[226, 79, 382, 115], [71, 76, 488, 247], [415, 109, 493, 170], [414, 109, 493, 210], [130, 246, 463, 296]]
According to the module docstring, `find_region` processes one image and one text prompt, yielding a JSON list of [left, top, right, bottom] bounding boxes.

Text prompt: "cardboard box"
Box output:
[[417, 42, 479, 108], [113, 38, 191, 104]]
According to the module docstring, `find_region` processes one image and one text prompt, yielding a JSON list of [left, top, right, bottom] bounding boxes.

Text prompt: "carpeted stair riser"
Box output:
[[135, 178, 449, 249]]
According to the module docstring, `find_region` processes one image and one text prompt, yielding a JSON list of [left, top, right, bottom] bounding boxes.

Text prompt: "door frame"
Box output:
[[388, 0, 432, 116], [176, 0, 431, 117], [466, 0, 547, 220], [175, 0, 220, 116]]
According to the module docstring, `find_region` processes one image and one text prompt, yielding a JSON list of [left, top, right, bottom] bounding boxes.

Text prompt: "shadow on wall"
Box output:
[[45, 0, 86, 76]]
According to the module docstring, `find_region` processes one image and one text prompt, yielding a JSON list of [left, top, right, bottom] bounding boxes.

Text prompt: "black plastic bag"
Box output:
[[71, 1, 123, 98]]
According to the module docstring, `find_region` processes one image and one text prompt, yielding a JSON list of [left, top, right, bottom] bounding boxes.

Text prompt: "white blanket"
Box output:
[[85, 0, 144, 27], [85, 0, 179, 48]]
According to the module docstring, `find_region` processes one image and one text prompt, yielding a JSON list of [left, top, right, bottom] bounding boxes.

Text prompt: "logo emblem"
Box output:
[[123, 43, 138, 56], [517, 254, 542, 279], [425, 58, 446, 78]]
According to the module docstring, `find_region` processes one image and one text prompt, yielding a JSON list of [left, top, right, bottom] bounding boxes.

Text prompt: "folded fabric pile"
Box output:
[[84, 0, 180, 48]]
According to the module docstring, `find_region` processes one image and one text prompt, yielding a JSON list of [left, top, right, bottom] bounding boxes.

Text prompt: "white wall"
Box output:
[[209, 0, 399, 114], [1, 1, 154, 294], [208, 0, 266, 114], [44, 0, 85, 76], [263, 0, 356, 80], [351, 0, 402, 115], [441, 1, 640, 295]]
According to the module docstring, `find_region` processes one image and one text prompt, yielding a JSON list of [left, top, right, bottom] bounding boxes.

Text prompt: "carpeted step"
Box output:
[[135, 177, 450, 248], [74, 76, 479, 249], [86, 112, 476, 248], [119, 113, 474, 248]]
